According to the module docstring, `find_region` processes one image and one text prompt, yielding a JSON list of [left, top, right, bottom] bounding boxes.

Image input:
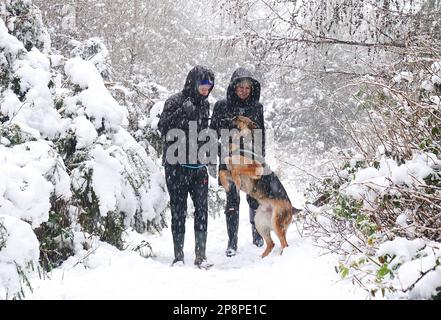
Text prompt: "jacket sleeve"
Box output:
[[209, 101, 221, 136], [257, 103, 266, 158], [209, 101, 226, 170], [157, 96, 187, 136]]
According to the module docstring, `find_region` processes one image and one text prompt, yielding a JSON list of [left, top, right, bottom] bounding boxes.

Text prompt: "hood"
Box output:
[[227, 67, 261, 106], [182, 65, 215, 103]]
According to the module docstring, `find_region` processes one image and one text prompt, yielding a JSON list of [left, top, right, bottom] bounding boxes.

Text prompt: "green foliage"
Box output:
[[72, 167, 125, 249], [33, 198, 74, 271], [333, 195, 377, 236], [419, 136, 441, 156], [101, 212, 125, 249], [306, 176, 342, 207], [424, 171, 441, 191], [342, 159, 366, 175], [333, 195, 362, 219], [11, 77, 24, 100], [379, 194, 402, 210], [5, 0, 48, 52], [144, 129, 162, 158], [376, 263, 393, 282], [54, 99, 63, 110], [0, 220, 8, 250], [56, 130, 78, 164], [0, 123, 37, 146], [336, 263, 349, 278], [11, 261, 34, 300], [356, 214, 378, 237], [0, 62, 13, 91]]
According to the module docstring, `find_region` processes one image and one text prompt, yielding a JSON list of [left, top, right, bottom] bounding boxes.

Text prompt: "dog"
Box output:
[[219, 116, 298, 258], [229, 115, 258, 153]]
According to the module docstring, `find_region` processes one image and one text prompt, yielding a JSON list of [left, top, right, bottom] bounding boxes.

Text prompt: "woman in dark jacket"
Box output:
[[158, 65, 215, 268], [210, 67, 265, 257]]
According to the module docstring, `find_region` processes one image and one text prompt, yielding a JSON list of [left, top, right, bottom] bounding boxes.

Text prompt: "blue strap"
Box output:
[[181, 164, 207, 169]]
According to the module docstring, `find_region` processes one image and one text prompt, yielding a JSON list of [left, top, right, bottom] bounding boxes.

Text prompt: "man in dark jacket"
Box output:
[[210, 67, 265, 257], [158, 65, 215, 268]]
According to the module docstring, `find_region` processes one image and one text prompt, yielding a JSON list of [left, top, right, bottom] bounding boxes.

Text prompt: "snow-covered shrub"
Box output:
[[69, 135, 168, 248], [69, 37, 112, 81], [0, 215, 40, 299], [336, 237, 441, 299], [1, 0, 169, 292], [59, 56, 168, 248], [110, 74, 169, 158], [1, 0, 50, 53], [0, 123, 36, 146], [307, 55, 441, 298], [0, 138, 72, 269]]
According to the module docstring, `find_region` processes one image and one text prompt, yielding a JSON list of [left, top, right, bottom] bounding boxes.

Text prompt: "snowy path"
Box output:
[[25, 189, 367, 300]]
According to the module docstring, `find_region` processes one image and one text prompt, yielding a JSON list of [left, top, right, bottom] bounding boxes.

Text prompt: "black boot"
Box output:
[[225, 211, 239, 257], [194, 231, 213, 269], [172, 233, 185, 265], [250, 208, 264, 247]]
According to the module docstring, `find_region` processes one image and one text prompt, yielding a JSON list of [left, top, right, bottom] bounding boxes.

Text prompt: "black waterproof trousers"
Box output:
[[165, 165, 209, 262]]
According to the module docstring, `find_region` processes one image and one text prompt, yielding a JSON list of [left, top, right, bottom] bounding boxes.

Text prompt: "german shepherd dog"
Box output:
[[219, 116, 298, 258]]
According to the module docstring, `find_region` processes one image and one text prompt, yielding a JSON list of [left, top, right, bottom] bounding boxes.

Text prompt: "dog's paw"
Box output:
[[233, 115, 257, 129]]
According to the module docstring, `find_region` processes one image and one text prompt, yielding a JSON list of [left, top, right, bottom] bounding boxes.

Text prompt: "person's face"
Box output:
[[235, 82, 252, 100], [198, 84, 211, 96]]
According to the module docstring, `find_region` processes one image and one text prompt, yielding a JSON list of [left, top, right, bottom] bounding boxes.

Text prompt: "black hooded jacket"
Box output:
[[210, 68, 265, 169], [158, 65, 215, 165]]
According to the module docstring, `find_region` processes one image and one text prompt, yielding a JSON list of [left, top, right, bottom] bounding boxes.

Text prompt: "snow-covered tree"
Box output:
[[1, 0, 168, 298], [34, 0, 253, 93], [219, 0, 441, 184]]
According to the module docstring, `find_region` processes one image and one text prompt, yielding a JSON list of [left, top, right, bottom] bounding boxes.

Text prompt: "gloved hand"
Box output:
[[182, 98, 197, 120]]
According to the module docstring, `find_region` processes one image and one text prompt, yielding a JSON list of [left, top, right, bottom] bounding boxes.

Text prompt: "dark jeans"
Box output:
[[164, 165, 208, 235], [225, 182, 259, 214], [224, 182, 260, 250]]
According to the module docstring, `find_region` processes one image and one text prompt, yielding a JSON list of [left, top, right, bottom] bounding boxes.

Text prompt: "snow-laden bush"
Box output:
[[69, 37, 112, 80], [4, 46, 66, 139], [60, 56, 168, 247], [1, 0, 169, 298], [0, 134, 72, 273], [306, 55, 441, 299], [0, 215, 40, 299], [1, 0, 50, 53], [307, 148, 441, 298], [0, 141, 71, 227], [335, 237, 441, 299]]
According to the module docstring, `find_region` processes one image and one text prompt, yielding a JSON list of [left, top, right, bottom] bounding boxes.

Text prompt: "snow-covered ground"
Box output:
[[24, 183, 367, 300]]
